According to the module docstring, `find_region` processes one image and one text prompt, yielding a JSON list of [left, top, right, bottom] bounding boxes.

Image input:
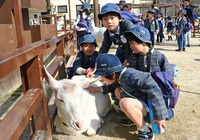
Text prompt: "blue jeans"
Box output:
[[177, 31, 186, 50]]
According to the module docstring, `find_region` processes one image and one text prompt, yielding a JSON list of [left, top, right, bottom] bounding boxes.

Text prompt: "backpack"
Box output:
[[128, 68, 180, 109], [121, 11, 139, 24], [171, 23, 175, 30], [185, 6, 199, 22], [76, 16, 91, 36], [150, 69, 180, 108], [155, 55, 180, 108], [184, 21, 193, 32], [127, 53, 180, 108]]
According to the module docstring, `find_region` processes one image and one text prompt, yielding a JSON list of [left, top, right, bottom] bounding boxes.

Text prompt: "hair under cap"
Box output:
[[98, 3, 121, 20]]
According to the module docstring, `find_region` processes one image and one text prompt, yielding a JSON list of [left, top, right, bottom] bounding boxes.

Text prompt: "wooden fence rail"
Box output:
[[0, 30, 75, 140]]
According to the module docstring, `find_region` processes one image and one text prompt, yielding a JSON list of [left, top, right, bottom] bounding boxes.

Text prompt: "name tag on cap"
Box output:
[[101, 64, 107, 66]]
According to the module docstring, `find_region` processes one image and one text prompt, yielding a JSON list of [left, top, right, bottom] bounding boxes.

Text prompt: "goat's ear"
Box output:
[[72, 76, 101, 88], [43, 66, 60, 90], [61, 82, 81, 96], [61, 82, 76, 92]]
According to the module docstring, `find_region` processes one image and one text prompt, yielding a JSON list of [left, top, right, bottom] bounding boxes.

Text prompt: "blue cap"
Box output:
[[81, 3, 91, 11], [79, 34, 98, 46], [178, 9, 186, 15], [119, 0, 126, 4], [98, 3, 121, 20], [95, 54, 125, 76], [147, 9, 155, 14], [124, 26, 151, 44], [167, 16, 172, 20]]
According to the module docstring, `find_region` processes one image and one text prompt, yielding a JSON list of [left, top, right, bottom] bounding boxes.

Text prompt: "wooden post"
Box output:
[[93, 0, 100, 27], [54, 14, 57, 32], [21, 54, 52, 139], [12, 0, 25, 48], [63, 14, 67, 31], [68, 0, 72, 29]]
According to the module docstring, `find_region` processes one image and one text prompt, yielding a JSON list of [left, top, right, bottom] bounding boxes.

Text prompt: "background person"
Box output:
[[176, 9, 187, 51], [74, 3, 95, 50], [144, 9, 159, 48], [183, 0, 193, 47]]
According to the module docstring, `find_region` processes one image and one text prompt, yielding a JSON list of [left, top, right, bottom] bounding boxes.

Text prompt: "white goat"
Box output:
[[44, 68, 112, 136]]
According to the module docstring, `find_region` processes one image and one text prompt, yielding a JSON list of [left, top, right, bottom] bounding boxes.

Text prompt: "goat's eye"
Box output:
[[58, 99, 65, 103]]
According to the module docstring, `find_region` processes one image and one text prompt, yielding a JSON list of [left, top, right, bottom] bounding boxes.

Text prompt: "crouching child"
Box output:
[[93, 54, 169, 139], [67, 34, 98, 78]]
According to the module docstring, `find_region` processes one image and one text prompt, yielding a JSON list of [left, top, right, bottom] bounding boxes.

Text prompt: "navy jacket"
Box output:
[[184, 6, 197, 22], [99, 20, 134, 59], [144, 18, 159, 33], [177, 17, 187, 34], [73, 51, 98, 73]]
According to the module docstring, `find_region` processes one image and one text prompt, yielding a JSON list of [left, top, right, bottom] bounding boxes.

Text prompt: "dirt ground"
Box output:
[[52, 36, 200, 140]]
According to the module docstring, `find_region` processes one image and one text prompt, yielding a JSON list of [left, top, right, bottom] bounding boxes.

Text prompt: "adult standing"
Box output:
[[118, 0, 129, 11], [183, 0, 199, 47]]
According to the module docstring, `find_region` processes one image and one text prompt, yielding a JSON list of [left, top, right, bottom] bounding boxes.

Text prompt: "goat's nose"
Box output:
[[75, 121, 83, 130]]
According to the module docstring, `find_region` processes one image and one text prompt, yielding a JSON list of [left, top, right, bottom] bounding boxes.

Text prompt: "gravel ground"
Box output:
[[52, 36, 200, 140]]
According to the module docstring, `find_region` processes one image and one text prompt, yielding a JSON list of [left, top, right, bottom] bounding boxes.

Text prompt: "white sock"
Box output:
[[138, 125, 150, 132]]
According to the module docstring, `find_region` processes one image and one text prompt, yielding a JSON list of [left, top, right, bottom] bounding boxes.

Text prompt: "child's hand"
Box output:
[[85, 86, 101, 94], [86, 68, 94, 73], [123, 60, 129, 67], [86, 67, 96, 78], [86, 68, 95, 78], [86, 72, 94, 78]]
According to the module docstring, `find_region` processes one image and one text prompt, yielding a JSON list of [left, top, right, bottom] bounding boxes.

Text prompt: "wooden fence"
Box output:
[[0, 30, 75, 140]]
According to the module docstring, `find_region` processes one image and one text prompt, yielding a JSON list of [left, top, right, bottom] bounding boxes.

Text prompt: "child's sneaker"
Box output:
[[138, 127, 154, 140], [120, 119, 135, 126]]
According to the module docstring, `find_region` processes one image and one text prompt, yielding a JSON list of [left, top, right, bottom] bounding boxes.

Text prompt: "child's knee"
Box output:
[[119, 98, 130, 111], [120, 98, 137, 112]]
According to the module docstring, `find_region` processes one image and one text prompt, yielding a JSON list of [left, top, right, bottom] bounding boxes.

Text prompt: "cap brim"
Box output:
[[94, 65, 125, 76], [80, 42, 98, 47], [147, 12, 155, 14], [98, 11, 121, 20], [94, 71, 107, 76], [124, 31, 151, 44]]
